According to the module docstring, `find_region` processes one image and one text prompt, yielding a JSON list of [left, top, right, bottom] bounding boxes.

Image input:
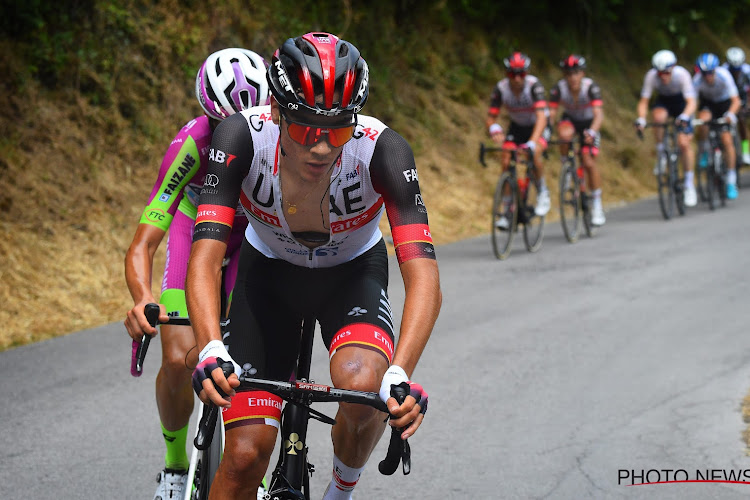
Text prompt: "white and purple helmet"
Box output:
[[195, 48, 269, 120]]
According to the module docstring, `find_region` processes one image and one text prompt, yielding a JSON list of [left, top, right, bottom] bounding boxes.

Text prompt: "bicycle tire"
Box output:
[[522, 171, 545, 252], [193, 413, 223, 500], [719, 154, 728, 207], [581, 191, 596, 237], [673, 160, 685, 217], [656, 152, 674, 219], [558, 162, 581, 243], [491, 172, 518, 260], [707, 151, 718, 210], [696, 155, 709, 203]]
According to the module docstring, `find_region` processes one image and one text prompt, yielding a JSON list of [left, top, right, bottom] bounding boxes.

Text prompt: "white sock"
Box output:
[[728, 169, 737, 185], [539, 177, 548, 192], [685, 170, 694, 187], [322, 455, 365, 500]]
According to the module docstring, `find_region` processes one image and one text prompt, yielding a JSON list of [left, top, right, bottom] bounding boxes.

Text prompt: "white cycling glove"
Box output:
[[724, 111, 738, 125], [192, 340, 241, 396], [635, 117, 647, 129], [379, 365, 409, 404], [676, 113, 691, 125], [523, 140, 537, 153]]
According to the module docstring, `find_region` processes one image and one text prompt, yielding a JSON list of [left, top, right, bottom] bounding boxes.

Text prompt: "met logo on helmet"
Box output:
[[357, 62, 369, 101], [274, 60, 294, 95]]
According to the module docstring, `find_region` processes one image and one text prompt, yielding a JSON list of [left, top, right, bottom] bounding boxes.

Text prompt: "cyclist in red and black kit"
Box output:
[[124, 48, 268, 500], [485, 51, 552, 225], [185, 32, 442, 500], [549, 54, 606, 225]]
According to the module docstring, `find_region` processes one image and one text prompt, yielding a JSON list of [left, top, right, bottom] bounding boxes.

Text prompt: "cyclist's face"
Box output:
[[702, 70, 716, 84], [657, 68, 673, 84], [564, 69, 583, 88], [507, 71, 526, 90], [271, 99, 346, 183]]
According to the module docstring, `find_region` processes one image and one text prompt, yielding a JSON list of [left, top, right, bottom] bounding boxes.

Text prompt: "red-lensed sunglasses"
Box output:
[[507, 71, 527, 79], [657, 69, 673, 76], [281, 111, 356, 148]]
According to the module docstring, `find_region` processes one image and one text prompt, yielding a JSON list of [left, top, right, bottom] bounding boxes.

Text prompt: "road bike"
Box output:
[[133, 311, 412, 500], [479, 142, 545, 260], [637, 121, 687, 220], [550, 139, 595, 243], [694, 117, 731, 210]]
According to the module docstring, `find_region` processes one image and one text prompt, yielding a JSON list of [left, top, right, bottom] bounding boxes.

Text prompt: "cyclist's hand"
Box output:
[[522, 140, 536, 154], [724, 111, 738, 125], [675, 113, 691, 127], [124, 300, 168, 342], [634, 117, 646, 132], [379, 366, 428, 439], [192, 340, 241, 407], [583, 128, 599, 145], [489, 123, 504, 144]]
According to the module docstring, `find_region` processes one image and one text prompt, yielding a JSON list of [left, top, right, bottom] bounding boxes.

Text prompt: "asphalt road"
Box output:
[[2, 177, 750, 499]]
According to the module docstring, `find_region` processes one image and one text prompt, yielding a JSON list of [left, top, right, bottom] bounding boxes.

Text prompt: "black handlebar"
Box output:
[[194, 361, 234, 450], [130, 303, 161, 377], [378, 382, 412, 476]]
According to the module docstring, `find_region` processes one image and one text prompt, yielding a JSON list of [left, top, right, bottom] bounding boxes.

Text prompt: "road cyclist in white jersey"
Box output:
[[723, 46, 750, 165], [635, 49, 699, 207], [186, 32, 441, 500], [693, 52, 741, 200], [549, 54, 606, 226], [124, 47, 269, 500], [485, 51, 552, 228]]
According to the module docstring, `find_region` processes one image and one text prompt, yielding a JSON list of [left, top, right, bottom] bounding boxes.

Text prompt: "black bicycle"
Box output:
[[637, 121, 685, 220], [480, 142, 545, 260], [694, 117, 731, 210], [551, 139, 595, 243], [137, 312, 413, 500]]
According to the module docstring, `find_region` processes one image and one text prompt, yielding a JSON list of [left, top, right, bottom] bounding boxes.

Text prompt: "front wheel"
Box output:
[[706, 151, 719, 210], [491, 172, 518, 260], [522, 170, 545, 253], [558, 163, 581, 243], [192, 412, 223, 500], [656, 152, 674, 220]]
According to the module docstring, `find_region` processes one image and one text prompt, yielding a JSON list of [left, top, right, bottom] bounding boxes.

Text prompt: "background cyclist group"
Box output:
[[635, 47, 748, 204], [485, 46, 749, 229]]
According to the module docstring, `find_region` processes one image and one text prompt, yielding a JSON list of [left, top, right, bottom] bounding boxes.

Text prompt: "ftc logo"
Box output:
[[209, 148, 237, 166]]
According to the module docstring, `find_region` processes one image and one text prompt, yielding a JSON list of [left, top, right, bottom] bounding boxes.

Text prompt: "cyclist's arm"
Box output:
[[589, 82, 604, 132], [529, 82, 547, 142], [124, 224, 169, 339], [729, 95, 742, 116], [636, 96, 650, 122], [486, 85, 504, 136], [370, 129, 441, 419], [682, 96, 697, 118], [187, 114, 252, 352]]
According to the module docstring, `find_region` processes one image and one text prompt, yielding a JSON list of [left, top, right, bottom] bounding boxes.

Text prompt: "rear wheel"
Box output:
[[656, 152, 674, 220], [491, 172, 518, 260], [522, 170, 545, 253], [558, 162, 581, 243], [706, 151, 719, 211], [673, 160, 685, 216], [581, 191, 596, 237]]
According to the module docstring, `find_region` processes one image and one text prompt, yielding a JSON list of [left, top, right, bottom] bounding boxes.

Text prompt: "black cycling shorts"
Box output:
[[698, 98, 731, 118], [226, 238, 395, 384]]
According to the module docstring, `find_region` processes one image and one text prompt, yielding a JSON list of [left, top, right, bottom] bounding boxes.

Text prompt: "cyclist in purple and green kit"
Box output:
[[124, 47, 269, 500]]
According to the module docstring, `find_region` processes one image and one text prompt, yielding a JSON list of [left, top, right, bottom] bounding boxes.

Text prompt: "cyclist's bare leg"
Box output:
[[210, 425, 277, 500], [329, 347, 389, 468], [678, 131, 695, 177], [582, 151, 601, 191], [696, 109, 711, 146], [156, 324, 196, 431], [651, 107, 668, 143], [721, 129, 737, 172], [557, 122, 575, 157]]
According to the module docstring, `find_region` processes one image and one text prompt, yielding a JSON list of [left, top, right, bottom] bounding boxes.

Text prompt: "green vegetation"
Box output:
[[2, 0, 750, 350]]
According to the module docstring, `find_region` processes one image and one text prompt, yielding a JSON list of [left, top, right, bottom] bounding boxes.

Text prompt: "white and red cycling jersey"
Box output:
[[548, 77, 603, 122], [193, 105, 435, 268], [488, 75, 547, 127], [640, 65, 697, 99]]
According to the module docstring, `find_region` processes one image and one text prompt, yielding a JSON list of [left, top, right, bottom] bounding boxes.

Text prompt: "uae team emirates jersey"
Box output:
[[193, 105, 435, 268]]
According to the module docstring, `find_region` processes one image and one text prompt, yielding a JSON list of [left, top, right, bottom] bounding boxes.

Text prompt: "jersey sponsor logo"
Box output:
[[162, 153, 196, 196], [241, 190, 281, 227], [314, 246, 339, 257], [204, 173, 219, 187], [247, 396, 283, 411], [159, 193, 171, 202], [249, 112, 273, 131], [285, 247, 308, 256], [209, 148, 237, 166], [345, 165, 360, 181], [330, 199, 383, 233], [403, 169, 419, 182], [145, 208, 166, 222], [353, 125, 380, 141]]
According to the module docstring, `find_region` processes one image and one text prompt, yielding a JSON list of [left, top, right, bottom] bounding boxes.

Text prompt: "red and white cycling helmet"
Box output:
[[195, 48, 269, 121], [267, 32, 369, 124], [504, 52, 531, 72], [560, 54, 587, 71]]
